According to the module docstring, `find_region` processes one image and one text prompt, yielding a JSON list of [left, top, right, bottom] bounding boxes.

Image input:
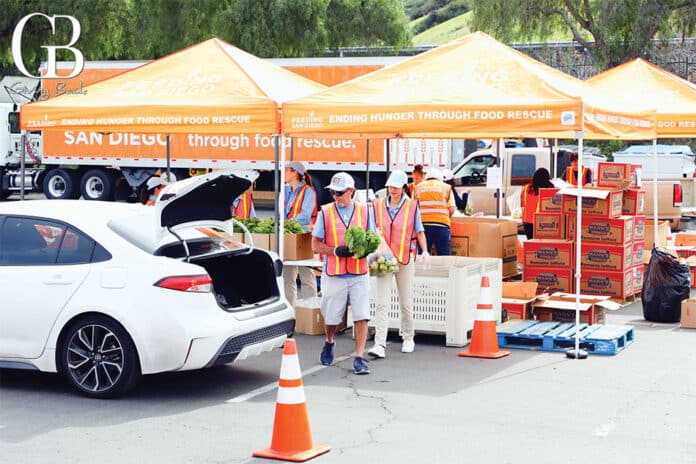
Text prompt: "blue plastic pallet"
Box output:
[[496, 321, 635, 355]]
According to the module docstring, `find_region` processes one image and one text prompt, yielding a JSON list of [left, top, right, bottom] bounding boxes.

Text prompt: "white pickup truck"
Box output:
[[450, 144, 606, 216]]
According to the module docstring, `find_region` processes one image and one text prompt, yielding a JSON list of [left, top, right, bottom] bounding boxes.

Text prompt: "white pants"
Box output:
[[373, 260, 415, 346], [283, 265, 318, 307]]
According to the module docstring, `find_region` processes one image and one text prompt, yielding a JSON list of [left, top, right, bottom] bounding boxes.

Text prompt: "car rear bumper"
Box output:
[[180, 319, 295, 370]]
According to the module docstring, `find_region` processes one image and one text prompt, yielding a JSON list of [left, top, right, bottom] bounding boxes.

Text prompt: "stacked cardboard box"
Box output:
[[524, 163, 649, 300]]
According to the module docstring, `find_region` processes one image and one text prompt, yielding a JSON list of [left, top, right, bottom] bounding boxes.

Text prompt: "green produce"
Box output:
[[284, 220, 305, 234], [345, 226, 381, 258]]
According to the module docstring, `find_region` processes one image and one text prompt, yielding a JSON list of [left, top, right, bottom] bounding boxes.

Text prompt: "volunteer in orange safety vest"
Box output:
[[407, 164, 425, 198], [282, 161, 319, 306], [232, 189, 256, 219], [367, 170, 429, 359], [311, 172, 375, 375], [562, 151, 592, 186], [521, 168, 555, 239], [415, 168, 455, 255]]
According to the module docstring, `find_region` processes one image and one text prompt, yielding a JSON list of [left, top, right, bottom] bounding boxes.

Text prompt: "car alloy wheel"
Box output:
[[60, 315, 141, 398], [67, 324, 124, 393]]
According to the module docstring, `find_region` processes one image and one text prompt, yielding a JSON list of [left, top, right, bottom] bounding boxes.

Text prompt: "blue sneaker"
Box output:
[[320, 341, 335, 365], [353, 356, 370, 375]]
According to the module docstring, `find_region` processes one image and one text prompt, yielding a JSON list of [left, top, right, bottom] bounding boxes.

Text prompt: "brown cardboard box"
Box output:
[[632, 265, 644, 295], [680, 299, 696, 328], [579, 269, 633, 299], [533, 212, 565, 239], [675, 233, 696, 246], [644, 220, 669, 250], [622, 188, 646, 215], [232, 232, 245, 244], [633, 215, 646, 240], [538, 188, 562, 212], [597, 162, 640, 188], [524, 239, 574, 268], [632, 241, 645, 267], [282, 233, 314, 261], [580, 243, 633, 271], [450, 217, 518, 276], [250, 233, 272, 250], [532, 292, 612, 324], [562, 188, 623, 218], [294, 298, 325, 335], [523, 267, 573, 293], [566, 215, 633, 245], [502, 281, 538, 299]]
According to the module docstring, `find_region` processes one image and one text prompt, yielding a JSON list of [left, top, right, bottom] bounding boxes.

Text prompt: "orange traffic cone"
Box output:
[[253, 339, 330, 462], [458, 276, 510, 359]]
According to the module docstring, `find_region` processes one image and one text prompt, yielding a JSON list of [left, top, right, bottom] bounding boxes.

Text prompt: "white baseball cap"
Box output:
[[385, 170, 408, 188], [286, 161, 306, 176], [325, 172, 355, 191], [425, 168, 443, 181]]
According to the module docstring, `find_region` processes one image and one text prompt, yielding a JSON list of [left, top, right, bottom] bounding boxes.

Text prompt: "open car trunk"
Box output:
[[189, 249, 280, 310]]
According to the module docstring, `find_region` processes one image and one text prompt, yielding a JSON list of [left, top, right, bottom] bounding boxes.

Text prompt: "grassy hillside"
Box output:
[[405, 0, 574, 46], [412, 11, 472, 45]]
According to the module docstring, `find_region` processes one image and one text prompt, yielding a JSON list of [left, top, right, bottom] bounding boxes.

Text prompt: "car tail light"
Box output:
[[155, 275, 212, 293], [673, 184, 683, 207]]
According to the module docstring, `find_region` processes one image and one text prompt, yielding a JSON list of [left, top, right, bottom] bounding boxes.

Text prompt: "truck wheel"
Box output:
[[43, 169, 80, 199], [80, 169, 115, 201]]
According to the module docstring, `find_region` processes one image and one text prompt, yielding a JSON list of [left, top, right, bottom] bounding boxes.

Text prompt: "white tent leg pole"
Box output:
[[653, 139, 658, 243], [278, 135, 287, 259], [496, 138, 503, 217], [568, 136, 588, 360]]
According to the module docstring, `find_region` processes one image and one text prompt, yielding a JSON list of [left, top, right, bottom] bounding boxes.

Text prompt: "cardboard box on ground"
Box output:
[[681, 299, 696, 329], [294, 297, 349, 335], [450, 217, 518, 277]]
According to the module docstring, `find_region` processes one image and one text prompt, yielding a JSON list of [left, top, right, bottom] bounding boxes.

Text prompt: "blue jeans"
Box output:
[[423, 225, 451, 256]]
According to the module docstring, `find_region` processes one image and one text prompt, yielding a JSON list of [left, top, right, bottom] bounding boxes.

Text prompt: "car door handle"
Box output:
[[44, 276, 73, 286]]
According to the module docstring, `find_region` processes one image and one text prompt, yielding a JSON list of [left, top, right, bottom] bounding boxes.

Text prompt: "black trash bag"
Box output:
[[642, 247, 690, 322]]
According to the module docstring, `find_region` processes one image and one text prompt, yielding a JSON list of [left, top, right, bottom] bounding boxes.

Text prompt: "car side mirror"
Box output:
[[8, 111, 20, 134]]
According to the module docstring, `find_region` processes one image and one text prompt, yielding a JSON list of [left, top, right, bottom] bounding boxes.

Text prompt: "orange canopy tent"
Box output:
[[284, 32, 656, 141], [586, 58, 696, 138], [512, 55, 656, 140], [586, 58, 696, 248], [283, 32, 584, 139], [20, 38, 325, 134]]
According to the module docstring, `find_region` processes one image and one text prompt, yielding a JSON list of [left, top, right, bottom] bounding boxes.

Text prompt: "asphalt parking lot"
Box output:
[[2, 296, 696, 464]]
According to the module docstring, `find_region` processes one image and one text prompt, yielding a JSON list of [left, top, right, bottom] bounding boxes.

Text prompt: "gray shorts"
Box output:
[[320, 274, 370, 325]]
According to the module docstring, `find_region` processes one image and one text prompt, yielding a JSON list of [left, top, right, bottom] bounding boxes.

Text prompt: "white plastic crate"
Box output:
[[369, 256, 502, 347]]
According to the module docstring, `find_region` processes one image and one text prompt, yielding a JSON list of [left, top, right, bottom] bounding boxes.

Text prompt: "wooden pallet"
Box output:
[[496, 320, 635, 355]]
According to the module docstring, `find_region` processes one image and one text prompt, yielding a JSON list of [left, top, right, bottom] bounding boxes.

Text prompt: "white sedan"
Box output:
[[0, 171, 295, 398]]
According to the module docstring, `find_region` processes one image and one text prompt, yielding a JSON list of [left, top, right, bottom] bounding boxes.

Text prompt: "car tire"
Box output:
[[58, 314, 141, 398], [80, 169, 116, 201], [43, 168, 80, 199]]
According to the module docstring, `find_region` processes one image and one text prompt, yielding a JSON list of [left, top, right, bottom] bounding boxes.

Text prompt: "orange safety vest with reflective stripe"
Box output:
[[416, 179, 451, 226], [374, 196, 418, 265], [145, 186, 163, 206], [287, 184, 318, 225], [232, 192, 253, 219], [565, 167, 590, 186], [323, 202, 368, 276], [521, 184, 541, 224]]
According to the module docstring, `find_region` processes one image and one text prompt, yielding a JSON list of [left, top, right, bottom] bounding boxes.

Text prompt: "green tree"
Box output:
[[0, 0, 135, 77], [325, 0, 411, 50], [469, 0, 696, 68]]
